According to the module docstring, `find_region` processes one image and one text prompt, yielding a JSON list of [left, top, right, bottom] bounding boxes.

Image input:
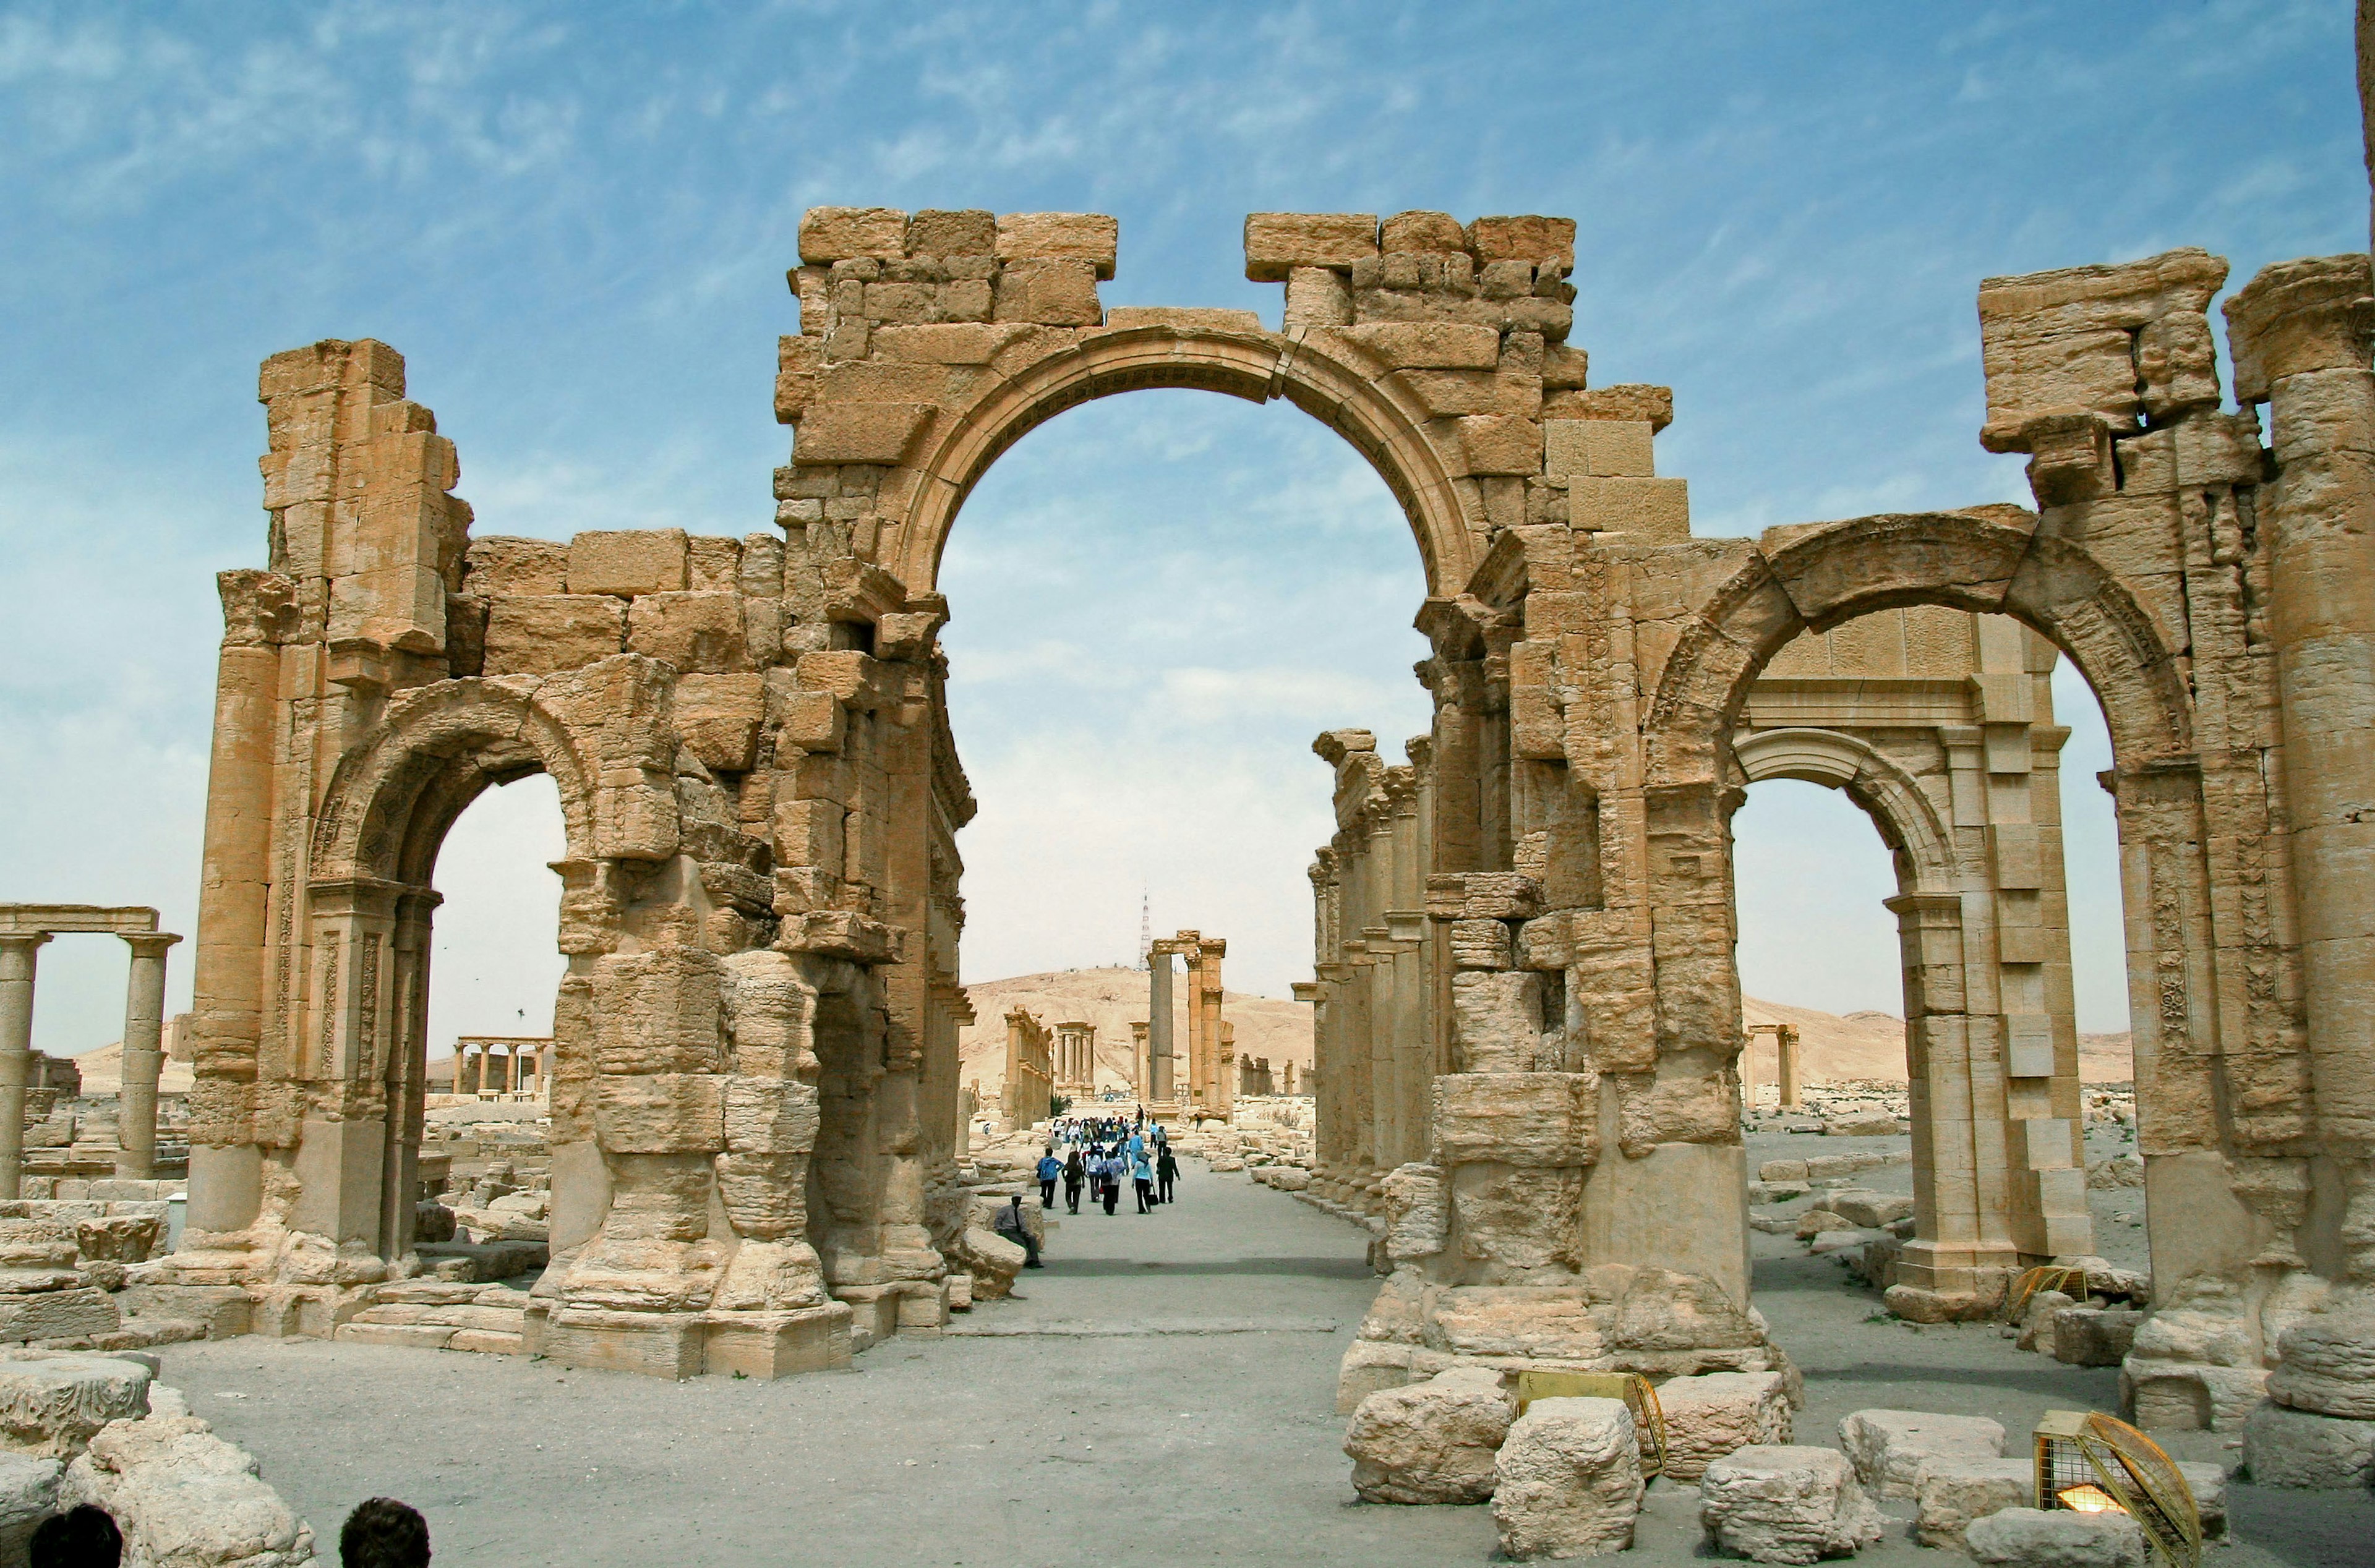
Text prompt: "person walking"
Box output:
[[1036, 1147, 1061, 1208], [1156, 1143, 1178, 1205], [1063, 1147, 1085, 1214], [1100, 1150, 1121, 1216], [1132, 1149, 1155, 1214]]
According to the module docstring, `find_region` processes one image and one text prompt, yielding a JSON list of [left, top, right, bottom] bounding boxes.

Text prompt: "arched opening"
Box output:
[[1643, 511, 2230, 1328], [933, 382, 1429, 1264], [1724, 604, 2144, 1319]]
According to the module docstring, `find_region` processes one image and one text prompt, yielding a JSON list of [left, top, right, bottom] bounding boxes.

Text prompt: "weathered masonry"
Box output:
[[1307, 603, 2097, 1316], [156, 207, 2374, 1427]]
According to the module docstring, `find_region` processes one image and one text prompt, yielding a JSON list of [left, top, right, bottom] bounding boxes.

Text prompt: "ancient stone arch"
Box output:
[[1729, 726, 1954, 893], [162, 208, 2375, 1435]]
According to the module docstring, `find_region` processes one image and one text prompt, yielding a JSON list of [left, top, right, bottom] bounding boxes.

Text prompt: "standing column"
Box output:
[[116, 932, 181, 1180], [0, 934, 47, 1200], [451, 1044, 464, 1096], [1149, 955, 1175, 1102]]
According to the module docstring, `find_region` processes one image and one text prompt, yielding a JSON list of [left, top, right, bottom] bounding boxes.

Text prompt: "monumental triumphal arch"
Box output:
[[156, 207, 2375, 1434]]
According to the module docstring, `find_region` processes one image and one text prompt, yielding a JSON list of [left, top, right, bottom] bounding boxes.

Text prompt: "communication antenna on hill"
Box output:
[[1138, 891, 1151, 969]]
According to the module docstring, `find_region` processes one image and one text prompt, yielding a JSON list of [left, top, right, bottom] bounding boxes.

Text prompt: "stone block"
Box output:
[[1245, 212, 1377, 281], [794, 401, 935, 467], [627, 592, 750, 673], [672, 672, 766, 772], [0, 1355, 150, 1458], [2243, 1398, 2375, 1488], [334, 1322, 455, 1350], [994, 212, 1117, 278], [2122, 1359, 2267, 1433], [1380, 210, 1466, 254], [567, 529, 690, 596], [905, 208, 995, 257], [798, 207, 907, 263], [1964, 1506, 2144, 1568], [1492, 1396, 1641, 1559], [463, 536, 570, 596], [774, 689, 846, 754], [61, 1414, 317, 1567], [1567, 475, 1689, 539], [1448, 918, 1513, 971], [1912, 1455, 2032, 1548], [594, 1074, 725, 1155], [0, 1451, 59, 1565], [1757, 1160, 1808, 1183], [1432, 1073, 1594, 1168], [1284, 266, 1352, 327], [1828, 1191, 1914, 1229], [701, 1302, 852, 1378], [1341, 322, 1502, 370], [1457, 415, 1542, 476], [540, 1307, 706, 1379], [1656, 1370, 1792, 1481], [482, 595, 627, 675], [0, 1290, 116, 1347], [1837, 1408, 2005, 1500], [993, 259, 1100, 326], [1544, 419, 1654, 480], [2172, 1459, 2225, 1538], [1698, 1445, 1885, 1566], [1450, 970, 1542, 1070], [448, 1329, 524, 1355], [1469, 216, 1577, 271], [2050, 1306, 2142, 1368], [2269, 1305, 2375, 1418], [1344, 1366, 1513, 1504]]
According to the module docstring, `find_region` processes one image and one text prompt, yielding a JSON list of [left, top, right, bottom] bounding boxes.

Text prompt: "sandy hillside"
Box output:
[[64, 1043, 195, 1096], [954, 970, 2138, 1095], [957, 966, 1312, 1098]]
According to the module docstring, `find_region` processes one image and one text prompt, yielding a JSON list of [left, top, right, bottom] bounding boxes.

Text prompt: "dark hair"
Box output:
[[341, 1498, 431, 1568], [30, 1506, 122, 1568]]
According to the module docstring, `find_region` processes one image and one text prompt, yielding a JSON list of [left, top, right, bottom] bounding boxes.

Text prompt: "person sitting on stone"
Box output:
[[30, 1505, 122, 1568], [993, 1192, 1042, 1268], [341, 1496, 432, 1567]]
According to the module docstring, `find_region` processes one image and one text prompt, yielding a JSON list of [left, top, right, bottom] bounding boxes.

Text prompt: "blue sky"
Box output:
[[0, 1, 2355, 1050]]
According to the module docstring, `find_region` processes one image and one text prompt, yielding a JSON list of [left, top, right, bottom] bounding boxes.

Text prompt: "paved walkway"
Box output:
[[152, 1162, 2370, 1565]]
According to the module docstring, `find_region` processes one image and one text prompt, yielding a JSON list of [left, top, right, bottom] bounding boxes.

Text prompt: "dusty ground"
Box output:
[[152, 1152, 2364, 1567]]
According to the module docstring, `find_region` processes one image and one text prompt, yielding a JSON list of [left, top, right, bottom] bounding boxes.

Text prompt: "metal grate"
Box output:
[[1512, 1370, 1668, 1478], [2009, 1263, 2090, 1318], [2034, 1409, 2201, 1568]]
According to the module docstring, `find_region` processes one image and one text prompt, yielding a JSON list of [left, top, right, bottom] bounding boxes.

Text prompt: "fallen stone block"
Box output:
[[1808, 1227, 1886, 1255], [2018, 1290, 2075, 1352], [0, 1353, 150, 1458], [2267, 1304, 2375, 1418], [1912, 1455, 2031, 1549], [2243, 1398, 2375, 1488], [1838, 1407, 2005, 1499], [1656, 1370, 1791, 1481], [2050, 1307, 2142, 1368], [1698, 1444, 1884, 1565], [2172, 1459, 2225, 1540], [1491, 1395, 1640, 1559], [332, 1323, 456, 1350], [1828, 1192, 1914, 1229], [1345, 1366, 1513, 1504], [0, 1450, 60, 1563], [1964, 1505, 2144, 1567], [447, 1329, 524, 1356], [1792, 1209, 1848, 1240], [951, 1227, 1025, 1300], [1756, 1160, 1808, 1183], [62, 1414, 318, 1567]]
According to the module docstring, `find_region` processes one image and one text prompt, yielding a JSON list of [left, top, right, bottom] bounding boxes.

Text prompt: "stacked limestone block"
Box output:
[[162, 333, 981, 1376]]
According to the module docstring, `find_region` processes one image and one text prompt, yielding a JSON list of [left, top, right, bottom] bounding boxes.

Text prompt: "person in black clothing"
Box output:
[[340, 1499, 432, 1567], [1062, 1148, 1085, 1214], [1155, 1144, 1179, 1204]]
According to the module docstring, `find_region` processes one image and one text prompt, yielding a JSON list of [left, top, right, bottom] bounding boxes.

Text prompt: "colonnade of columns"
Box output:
[[447, 1036, 549, 1099], [1743, 1023, 1801, 1109], [0, 906, 182, 1195], [1052, 1021, 1096, 1093], [1147, 932, 1230, 1115], [1304, 736, 1433, 1208]]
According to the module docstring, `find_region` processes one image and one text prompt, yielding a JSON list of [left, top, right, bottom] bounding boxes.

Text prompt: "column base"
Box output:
[[702, 1303, 854, 1377], [539, 1306, 708, 1379], [1890, 1240, 2024, 1305]]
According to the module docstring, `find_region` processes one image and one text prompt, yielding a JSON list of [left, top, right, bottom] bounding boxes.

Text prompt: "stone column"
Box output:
[[1148, 953, 1175, 1103], [451, 1046, 465, 1095], [116, 932, 181, 1180], [2228, 258, 2375, 1169], [0, 933, 48, 1199], [1776, 1025, 1800, 1109]]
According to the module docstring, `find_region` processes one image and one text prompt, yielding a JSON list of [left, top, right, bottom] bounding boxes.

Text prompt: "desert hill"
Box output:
[[954, 967, 2136, 1096]]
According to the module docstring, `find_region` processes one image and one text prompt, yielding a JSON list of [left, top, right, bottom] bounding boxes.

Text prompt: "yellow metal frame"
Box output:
[[2033, 1409, 2201, 1568]]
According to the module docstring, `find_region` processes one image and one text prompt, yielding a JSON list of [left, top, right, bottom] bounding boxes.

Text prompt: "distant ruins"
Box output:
[[140, 190, 2375, 1458]]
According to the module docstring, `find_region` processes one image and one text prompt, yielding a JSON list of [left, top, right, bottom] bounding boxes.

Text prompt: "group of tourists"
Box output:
[[1035, 1108, 1180, 1217]]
